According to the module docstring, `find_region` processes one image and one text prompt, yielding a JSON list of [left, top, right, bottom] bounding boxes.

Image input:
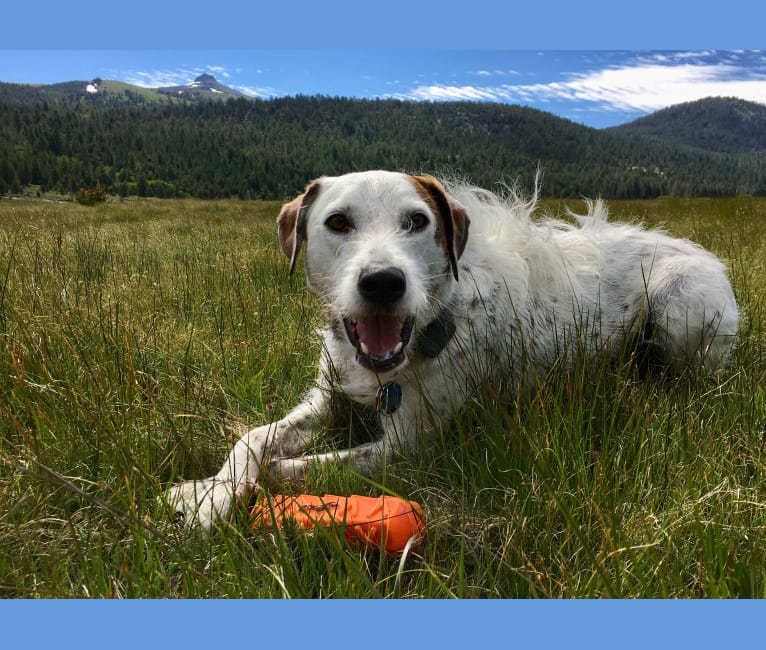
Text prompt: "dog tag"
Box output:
[[376, 382, 402, 415]]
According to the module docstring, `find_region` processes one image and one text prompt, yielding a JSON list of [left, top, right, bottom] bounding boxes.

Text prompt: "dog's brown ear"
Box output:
[[410, 175, 470, 281], [277, 180, 322, 275]]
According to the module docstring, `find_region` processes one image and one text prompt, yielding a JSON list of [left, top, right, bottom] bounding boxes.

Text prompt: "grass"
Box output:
[[0, 194, 764, 598]]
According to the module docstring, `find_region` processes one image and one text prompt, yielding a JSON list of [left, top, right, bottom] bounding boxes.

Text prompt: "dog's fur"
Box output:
[[169, 170, 739, 528]]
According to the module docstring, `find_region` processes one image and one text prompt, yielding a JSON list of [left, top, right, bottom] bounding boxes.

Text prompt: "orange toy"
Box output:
[[251, 494, 426, 555]]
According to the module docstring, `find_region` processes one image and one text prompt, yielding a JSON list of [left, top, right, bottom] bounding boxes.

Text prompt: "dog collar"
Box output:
[[417, 308, 456, 358]]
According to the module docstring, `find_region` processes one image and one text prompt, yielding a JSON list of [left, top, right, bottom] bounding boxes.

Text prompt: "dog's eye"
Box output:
[[405, 212, 429, 233], [325, 213, 352, 233]]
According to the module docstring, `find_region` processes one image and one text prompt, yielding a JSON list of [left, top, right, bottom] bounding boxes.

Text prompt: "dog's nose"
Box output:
[[358, 268, 407, 305]]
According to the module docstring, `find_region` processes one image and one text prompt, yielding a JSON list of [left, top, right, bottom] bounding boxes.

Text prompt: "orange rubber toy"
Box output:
[[251, 494, 426, 555]]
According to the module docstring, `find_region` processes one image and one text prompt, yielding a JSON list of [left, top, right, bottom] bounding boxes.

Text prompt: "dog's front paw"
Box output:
[[167, 478, 234, 530], [266, 457, 309, 490]]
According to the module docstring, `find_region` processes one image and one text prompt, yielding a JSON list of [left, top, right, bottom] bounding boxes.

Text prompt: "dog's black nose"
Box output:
[[358, 268, 407, 305]]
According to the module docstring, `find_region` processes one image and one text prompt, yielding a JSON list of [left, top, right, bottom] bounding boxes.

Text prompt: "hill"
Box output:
[[0, 78, 181, 106], [1, 87, 765, 199], [610, 97, 766, 155]]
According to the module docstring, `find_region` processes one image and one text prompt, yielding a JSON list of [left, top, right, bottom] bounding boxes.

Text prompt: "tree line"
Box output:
[[2, 84, 765, 200]]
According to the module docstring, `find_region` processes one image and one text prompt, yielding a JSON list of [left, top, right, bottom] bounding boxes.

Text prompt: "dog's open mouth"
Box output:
[[344, 314, 415, 372]]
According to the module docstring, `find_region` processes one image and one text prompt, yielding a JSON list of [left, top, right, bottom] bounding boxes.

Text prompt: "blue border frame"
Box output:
[[3, 600, 765, 648], [5, 0, 766, 49]]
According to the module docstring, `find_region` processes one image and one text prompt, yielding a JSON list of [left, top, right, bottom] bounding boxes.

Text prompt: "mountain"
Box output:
[[156, 73, 246, 100], [610, 97, 766, 156]]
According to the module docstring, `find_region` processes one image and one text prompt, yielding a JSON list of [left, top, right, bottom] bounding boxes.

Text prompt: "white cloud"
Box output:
[[398, 61, 766, 113], [207, 65, 231, 78], [471, 69, 520, 77], [670, 50, 716, 60], [121, 64, 233, 87], [403, 84, 501, 101], [545, 63, 766, 111], [118, 65, 236, 88], [235, 85, 279, 98], [123, 68, 202, 87]]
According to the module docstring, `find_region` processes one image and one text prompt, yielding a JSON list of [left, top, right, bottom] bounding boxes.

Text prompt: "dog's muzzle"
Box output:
[[344, 267, 413, 372]]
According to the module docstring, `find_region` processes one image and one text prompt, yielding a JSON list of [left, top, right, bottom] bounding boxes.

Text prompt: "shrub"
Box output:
[[75, 185, 107, 205]]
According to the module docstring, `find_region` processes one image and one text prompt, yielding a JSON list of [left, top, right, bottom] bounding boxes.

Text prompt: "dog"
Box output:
[[168, 170, 739, 528]]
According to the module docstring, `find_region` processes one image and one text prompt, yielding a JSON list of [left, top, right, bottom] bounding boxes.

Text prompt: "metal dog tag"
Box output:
[[376, 382, 402, 415]]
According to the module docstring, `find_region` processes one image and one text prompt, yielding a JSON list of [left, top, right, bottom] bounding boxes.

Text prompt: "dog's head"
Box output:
[[277, 170, 470, 373]]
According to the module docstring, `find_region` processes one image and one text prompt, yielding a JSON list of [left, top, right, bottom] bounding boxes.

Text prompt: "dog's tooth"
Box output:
[[394, 341, 403, 354], [360, 342, 369, 354]]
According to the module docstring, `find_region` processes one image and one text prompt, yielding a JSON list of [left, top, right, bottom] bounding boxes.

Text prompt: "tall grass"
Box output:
[[0, 195, 764, 598]]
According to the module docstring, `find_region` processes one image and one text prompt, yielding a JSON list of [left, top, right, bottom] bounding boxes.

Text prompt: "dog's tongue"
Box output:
[[356, 314, 402, 358]]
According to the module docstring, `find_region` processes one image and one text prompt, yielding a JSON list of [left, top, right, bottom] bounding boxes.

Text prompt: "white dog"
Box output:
[[169, 170, 739, 528]]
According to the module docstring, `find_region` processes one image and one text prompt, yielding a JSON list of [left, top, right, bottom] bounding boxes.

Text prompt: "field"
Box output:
[[0, 194, 764, 598]]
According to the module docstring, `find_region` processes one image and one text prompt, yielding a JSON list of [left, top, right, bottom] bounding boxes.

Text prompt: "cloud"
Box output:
[[396, 58, 766, 113], [206, 65, 232, 78], [235, 85, 280, 98], [121, 64, 232, 87], [471, 69, 521, 77], [668, 50, 716, 60], [400, 84, 504, 101], [123, 68, 203, 87]]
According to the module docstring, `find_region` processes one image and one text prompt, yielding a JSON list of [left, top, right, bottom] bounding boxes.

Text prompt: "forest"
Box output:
[[2, 82, 765, 199]]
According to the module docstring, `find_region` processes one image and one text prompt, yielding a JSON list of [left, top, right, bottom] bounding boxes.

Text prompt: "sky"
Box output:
[[2, 49, 766, 128]]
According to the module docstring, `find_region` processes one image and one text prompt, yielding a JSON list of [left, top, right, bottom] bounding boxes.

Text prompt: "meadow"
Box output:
[[0, 194, 764, 598]]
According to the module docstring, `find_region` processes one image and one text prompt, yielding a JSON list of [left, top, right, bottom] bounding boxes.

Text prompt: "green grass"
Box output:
[[0, 195, 764, 598]]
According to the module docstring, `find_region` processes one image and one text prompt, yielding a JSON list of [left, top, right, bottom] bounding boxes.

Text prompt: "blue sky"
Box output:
[[2, 50, 766, 128]]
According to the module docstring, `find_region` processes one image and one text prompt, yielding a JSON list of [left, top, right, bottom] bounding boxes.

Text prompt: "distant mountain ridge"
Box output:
[[611, 97, 766, 155], [0, 73, 244, 104]]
